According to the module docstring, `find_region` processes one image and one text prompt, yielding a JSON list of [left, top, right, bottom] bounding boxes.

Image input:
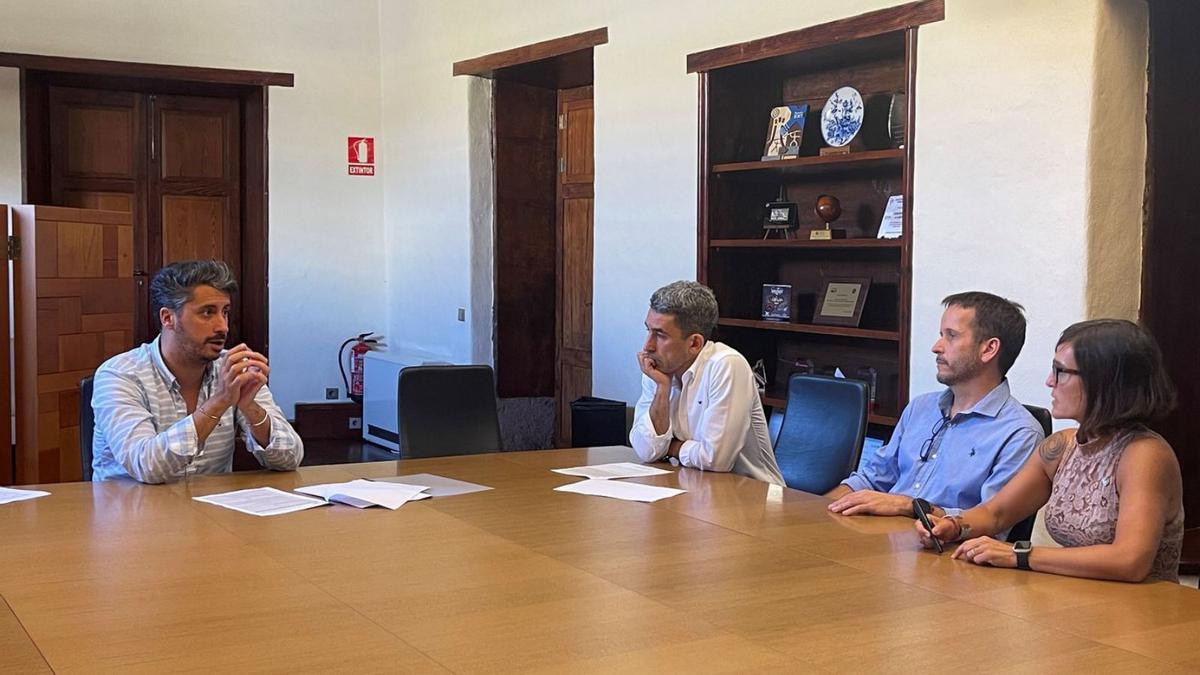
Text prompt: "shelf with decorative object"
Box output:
[[761, 389, 899, 427], [711, 149, 904, 179], [710, 238, 902, 250], [718, 318, 900, 342], [691, 1, 944, 439]]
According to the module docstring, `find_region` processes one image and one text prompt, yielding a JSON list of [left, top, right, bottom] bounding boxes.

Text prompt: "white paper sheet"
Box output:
[[551, 462, 673, 480], [0, 487, 51, 505], [554, 478, 685, 503], [193, 487, 328, 516], [372, 473, 493, 497], [295, 479, 431, 510]]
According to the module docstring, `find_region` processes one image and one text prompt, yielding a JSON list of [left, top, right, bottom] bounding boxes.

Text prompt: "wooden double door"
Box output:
[[45, 85, 242, 346]]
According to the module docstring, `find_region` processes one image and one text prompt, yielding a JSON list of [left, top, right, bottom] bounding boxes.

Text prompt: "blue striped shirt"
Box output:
[[91, 336, 304, 483], [843, 380, 1043, 515]]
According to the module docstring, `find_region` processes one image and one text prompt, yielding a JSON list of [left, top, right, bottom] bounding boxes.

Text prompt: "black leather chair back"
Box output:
[[774, 374, 868, 494], [1024, 404, 1053, 437], [80, 376, 95, 481], [1006, 404, 1054, 542], [397, 365, 502, 459]]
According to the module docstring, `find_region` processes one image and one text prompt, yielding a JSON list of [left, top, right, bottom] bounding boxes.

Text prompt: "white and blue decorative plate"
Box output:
[[820, 86, 864, 148]]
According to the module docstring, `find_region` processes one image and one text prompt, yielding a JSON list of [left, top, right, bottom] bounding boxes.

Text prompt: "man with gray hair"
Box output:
[[91, 260, 303, 483], [629, 280, 784, 485]]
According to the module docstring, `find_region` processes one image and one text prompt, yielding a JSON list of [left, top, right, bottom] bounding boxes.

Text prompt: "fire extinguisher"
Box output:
[[350, 341, 370, 399], [339, 332, 380, 403]]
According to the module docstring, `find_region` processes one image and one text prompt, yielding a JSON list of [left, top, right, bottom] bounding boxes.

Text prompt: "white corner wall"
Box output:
[[0, 0, 389, 416], [381, 0, 1118, 413], [912, 0, 1102, 412]]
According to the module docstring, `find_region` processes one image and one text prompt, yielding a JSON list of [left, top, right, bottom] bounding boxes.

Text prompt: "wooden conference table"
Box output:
[[3, 447, 1200, 673]]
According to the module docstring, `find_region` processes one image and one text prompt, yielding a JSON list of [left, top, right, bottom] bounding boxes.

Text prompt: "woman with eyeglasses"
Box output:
[[916, 319, 1183, 582]]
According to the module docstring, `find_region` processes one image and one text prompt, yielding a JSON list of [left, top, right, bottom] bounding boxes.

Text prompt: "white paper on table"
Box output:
[[554, 478, 685, 503], [0, 487, 51, 505], [294, 479, 431, 510], [193, 487, 328, 516], [551, 462, 673, 480], [371, 473, 493, 497]]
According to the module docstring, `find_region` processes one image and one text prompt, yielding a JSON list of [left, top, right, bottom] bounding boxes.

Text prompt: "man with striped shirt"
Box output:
[[91, 260, 303, 483]]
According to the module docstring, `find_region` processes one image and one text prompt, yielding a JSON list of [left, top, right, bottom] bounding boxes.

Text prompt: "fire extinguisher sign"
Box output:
[[348, 137, 375, 176]]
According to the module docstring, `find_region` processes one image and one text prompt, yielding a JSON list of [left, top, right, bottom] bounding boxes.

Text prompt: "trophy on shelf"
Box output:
[[810, 194, 847, 240], [762, 185, 799, 240], [856, 366, 879, 414], [752, 359, 768, 394]]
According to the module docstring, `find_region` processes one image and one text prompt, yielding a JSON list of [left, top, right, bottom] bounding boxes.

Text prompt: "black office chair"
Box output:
[[1006, 404, 1054, 543], [79, 376, 95, 481], [773, 374, 868, 494], [397, 365, 502, 459]]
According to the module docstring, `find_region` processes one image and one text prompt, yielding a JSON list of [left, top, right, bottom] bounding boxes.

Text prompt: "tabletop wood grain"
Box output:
[[2, 447, 1197, 673]]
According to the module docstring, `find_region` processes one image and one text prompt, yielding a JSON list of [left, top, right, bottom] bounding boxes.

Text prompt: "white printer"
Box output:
[[361, 351, 451, 451]]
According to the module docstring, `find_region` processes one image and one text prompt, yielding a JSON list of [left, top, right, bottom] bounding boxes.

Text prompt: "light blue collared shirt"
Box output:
[[842, 379, 1043, 515]]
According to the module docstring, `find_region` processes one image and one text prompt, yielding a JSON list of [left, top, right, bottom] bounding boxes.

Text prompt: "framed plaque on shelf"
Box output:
[[813, 277, 871, 327]]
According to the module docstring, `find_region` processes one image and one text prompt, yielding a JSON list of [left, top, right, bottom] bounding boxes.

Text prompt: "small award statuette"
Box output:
[[762, 284, 792, 321], [810, 194, 847, 240], [752, 359, 768, 394], [856, 366, 879, 413]]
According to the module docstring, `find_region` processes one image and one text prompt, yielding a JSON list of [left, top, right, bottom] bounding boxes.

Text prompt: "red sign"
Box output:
[[348, 136, 375, 176]]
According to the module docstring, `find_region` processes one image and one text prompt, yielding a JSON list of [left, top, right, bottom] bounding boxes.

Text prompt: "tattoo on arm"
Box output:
[[1038, 433, 1069, 463]]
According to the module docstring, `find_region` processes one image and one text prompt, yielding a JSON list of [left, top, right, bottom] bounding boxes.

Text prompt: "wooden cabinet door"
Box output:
[[150, 94, 242, 342], [11, 205, 135, 484], [47, 89, 243, 347], [48, 86, 145, 214], [556, 86, 594, 445], [47, 87, 148, 343]]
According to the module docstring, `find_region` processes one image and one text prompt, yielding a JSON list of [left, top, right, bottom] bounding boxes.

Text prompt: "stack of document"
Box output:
[[554, 478, 684, 503], [194, 487, 328, 516], [295, 479, 431, 510], [552, 462, 685, 503], [552, 462, 672, 480]]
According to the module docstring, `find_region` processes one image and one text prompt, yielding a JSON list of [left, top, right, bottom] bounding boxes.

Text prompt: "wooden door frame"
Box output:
[[554, 85, 594, 446], [455, 30, 606, 447], [6, 52, 291, 356]]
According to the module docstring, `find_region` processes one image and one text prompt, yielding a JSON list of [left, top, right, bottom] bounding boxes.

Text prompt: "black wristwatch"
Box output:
[[1013, 540, 1032, 570]]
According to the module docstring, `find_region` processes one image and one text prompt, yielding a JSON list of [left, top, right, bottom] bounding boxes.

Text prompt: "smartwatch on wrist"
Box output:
[[1013, 540, 1033, 570]]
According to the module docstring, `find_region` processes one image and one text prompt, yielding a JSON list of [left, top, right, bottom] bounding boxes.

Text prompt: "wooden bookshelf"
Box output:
[[710, 238, 903, 249], [690, 1, 944, 431]]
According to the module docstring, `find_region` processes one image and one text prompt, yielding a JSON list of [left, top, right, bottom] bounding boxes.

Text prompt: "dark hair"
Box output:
[[151, 260, 238, 315], [650, 281, 719, 340], [1057, 319, 1176, 441], [942, 291, 1027, 376]]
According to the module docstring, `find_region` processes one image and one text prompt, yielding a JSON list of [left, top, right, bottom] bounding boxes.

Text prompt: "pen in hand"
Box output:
[[912, 497, 943, 553]]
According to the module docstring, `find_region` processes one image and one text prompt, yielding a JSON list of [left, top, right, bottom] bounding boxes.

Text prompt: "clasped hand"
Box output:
[[209, 344, 270, 410]]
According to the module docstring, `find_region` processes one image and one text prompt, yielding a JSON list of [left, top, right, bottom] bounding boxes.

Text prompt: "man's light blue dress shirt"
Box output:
[[843, 379, 1044, 515]]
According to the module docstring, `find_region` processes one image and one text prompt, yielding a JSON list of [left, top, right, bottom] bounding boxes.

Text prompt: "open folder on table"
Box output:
[[294, 479, 431, 510]]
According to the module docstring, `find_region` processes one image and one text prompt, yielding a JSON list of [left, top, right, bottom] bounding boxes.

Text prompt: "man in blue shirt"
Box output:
[[826, 292, 1044, 518]]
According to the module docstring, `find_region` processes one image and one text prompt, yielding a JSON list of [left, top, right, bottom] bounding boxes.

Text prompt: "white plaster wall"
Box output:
[[380, 0, 1112, 414], [912, 0, 1100, 416], [0, 0, 388, 416]]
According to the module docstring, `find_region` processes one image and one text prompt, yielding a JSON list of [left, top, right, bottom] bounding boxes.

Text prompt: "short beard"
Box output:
[[936, 357, 985, 386]]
